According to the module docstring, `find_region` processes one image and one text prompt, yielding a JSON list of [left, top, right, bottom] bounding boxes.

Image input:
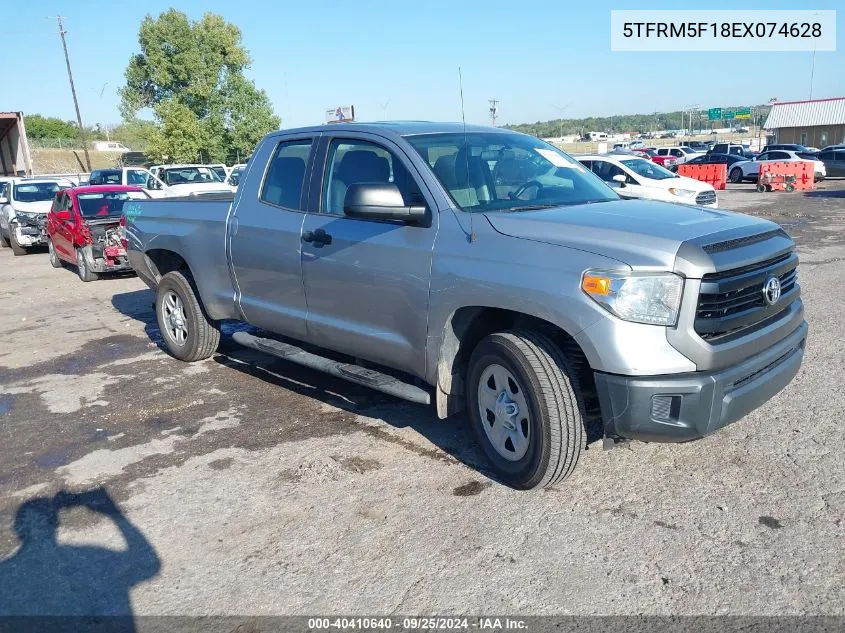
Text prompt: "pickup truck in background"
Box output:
[[125, 122, 808, 489]]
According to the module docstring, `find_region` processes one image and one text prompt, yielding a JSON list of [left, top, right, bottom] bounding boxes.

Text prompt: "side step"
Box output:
[[231, 331, 431, 405]]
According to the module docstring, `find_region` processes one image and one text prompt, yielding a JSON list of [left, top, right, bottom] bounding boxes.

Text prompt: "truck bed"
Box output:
[[124, 197, 239, 320]]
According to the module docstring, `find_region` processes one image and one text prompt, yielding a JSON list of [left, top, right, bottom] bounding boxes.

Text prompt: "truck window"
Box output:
[[260, 140, 313, 210], [126, 169, 149, 186], [321, 140, 421, 215]]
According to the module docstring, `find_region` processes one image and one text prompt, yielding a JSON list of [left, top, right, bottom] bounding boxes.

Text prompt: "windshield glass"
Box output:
[[161, 166, 222, 186], [13, 182, 65, 202], [77, 191, 150, 218], [620, 158, 678, 180], [126, 169, 150, 186], [210, 166, 227, 181], [405, 132, 618, 212]]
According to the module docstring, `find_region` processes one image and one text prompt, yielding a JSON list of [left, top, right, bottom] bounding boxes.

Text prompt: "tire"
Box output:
[[785, 184, 795, 193], [756, 184, 766, 193], [9, 230, 28, 256], [48, 239, 64, 268], [76, 248, 99, 282], [0, 229, 8, 248], [467, 329, 585, 490], [155, 270, 220, 362], [730, 168, 744, 184]]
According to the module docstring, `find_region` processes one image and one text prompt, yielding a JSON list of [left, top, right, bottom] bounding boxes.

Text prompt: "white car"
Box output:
[[577, 154, 718, 207], [149, 164, 235, 196], [727, 150, 827, 184], [655, 146, 704, 167], [0, 178, 73, 255]]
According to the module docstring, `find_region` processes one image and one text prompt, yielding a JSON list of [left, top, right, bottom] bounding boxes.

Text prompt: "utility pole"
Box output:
[[488, 99, 499, 127], [56, 16, 91, 171]]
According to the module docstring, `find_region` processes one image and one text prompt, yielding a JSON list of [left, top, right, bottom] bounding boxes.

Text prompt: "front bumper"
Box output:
[[594, 320, 807, 443], [13, 224, 47, 247]]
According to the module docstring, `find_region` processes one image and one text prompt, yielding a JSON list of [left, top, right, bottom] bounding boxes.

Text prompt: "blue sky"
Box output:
[[2, 0, 843, 129]]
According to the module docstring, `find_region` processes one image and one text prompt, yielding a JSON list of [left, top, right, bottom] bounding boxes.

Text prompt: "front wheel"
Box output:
[[48, 239, 64, 268], [9, 230, 28, 256], [467, 330, 585, 490], [730, 168, 744, 184], [155, 270, 220, 362], [76, 248, 98, 282]]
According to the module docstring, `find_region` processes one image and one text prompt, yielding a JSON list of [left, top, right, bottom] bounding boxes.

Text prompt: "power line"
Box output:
[[55, 16, 91, 171]]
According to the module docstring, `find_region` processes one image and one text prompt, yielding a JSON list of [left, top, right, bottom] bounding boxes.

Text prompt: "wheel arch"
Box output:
[[433, 306, 596, 420]]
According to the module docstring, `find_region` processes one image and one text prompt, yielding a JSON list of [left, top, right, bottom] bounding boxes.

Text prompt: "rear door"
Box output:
[[229, 133, 316, 339], [299, 133, 437, 376]]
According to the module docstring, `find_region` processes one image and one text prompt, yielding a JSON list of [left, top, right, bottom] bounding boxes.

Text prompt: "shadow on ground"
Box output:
[[0, 487, 159, 632]]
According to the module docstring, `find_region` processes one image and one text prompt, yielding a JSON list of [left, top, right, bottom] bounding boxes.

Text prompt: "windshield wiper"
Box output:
[[508, 203, 561, 211]]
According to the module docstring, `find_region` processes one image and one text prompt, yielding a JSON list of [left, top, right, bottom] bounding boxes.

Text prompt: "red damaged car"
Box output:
[[46, 185, 150, 282]]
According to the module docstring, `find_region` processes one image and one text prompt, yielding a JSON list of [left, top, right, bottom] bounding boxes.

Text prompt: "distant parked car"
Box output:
[[655, 146, 703, 169], [683, 141, 709, 152], [709, 143, 756, 158], [93, 141, 131, 152], [685, 153, 748, 169], [227, 164, 247, 187], [762, 144, 814, 154], [46, 185, 150, 281], [727, 150, 826, 184], [0, 178, 73, 255], [816, 146, 845, 177], [577, 154, 718, 207]]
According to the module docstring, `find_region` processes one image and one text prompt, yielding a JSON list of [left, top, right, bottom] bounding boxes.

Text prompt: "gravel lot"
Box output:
[[0, 180, 843, 619]]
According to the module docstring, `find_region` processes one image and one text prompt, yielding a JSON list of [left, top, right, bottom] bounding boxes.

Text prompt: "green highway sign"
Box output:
[[707, 107, 721, 121], [735, 107, 752, 119], [722, 109, 736, 120]]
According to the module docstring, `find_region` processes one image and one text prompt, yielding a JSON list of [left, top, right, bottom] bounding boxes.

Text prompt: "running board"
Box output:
[[231, 331, 431, 405]]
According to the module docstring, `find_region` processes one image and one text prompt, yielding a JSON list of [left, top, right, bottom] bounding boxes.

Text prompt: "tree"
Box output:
[[24, 114, 79, 140], [119, 10, 280, 163]]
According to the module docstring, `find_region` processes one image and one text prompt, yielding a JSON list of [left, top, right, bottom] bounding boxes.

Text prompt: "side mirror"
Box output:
[[56, 210, 72, 221], [612, 174, 627, 187], [343, 183, 427, 223]]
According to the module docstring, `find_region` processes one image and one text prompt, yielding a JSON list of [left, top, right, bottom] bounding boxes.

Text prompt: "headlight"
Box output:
[[12, 211, 41, 224], [581, 270, 684, 326], [668, 188, 697, 198]]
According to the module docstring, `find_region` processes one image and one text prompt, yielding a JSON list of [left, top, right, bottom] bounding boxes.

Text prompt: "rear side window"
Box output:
[[260, 140, 313, 210], [835, 151, 845, 161]]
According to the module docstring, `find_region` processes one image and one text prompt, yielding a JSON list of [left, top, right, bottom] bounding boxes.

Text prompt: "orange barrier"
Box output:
[[677, 163, 726, 190], [757, 161, 815, 192]]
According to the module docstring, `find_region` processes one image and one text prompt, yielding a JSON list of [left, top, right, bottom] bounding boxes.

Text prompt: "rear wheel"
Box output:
[[9, 230, 28, 256], [756, 184, 766, 193], [730, 167, 744, 183], [76, 248, 98, 282], [48, 239, 64, 268], [467, 330, 585, 490], [155, 270, 220, 362]]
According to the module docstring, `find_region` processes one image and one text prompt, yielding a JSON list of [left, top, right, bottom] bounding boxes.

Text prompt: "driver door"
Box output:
[[50, 191, 75, 260]]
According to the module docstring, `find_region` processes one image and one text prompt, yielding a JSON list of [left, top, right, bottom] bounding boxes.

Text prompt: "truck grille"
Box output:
[[695, 252, 799, 342], [695, 190, 717, 206]]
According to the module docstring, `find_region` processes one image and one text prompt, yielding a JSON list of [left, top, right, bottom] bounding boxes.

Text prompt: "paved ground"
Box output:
[[0, 180, 843, 618]]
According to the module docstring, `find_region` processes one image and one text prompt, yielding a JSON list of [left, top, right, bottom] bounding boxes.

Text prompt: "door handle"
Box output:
[[302, 229, 332, 246]]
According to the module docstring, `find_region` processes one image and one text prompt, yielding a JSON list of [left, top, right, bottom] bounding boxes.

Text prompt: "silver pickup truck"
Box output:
[[125, 122, 807, 489]]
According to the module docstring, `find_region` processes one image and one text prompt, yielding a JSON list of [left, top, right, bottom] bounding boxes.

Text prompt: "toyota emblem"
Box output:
[[763, 276, 781, 305]]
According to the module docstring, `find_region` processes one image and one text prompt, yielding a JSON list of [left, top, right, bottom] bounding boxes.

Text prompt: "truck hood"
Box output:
[[11, 201, 52, 215], [484, 199, 779, 269]]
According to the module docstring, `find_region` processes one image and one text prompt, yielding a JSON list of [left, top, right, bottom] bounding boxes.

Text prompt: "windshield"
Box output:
[[77, 191, 150, 218], [405, 132, 618, 212], [126, 169, 150, 186], [13, 182, 65, 202], [160, 166, 223, 186], [210, 166, 228, 181], [620, 158, 677, 180]]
